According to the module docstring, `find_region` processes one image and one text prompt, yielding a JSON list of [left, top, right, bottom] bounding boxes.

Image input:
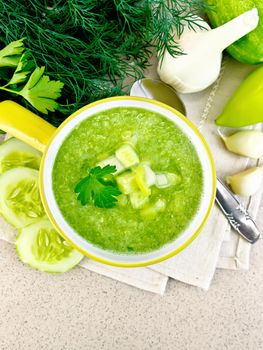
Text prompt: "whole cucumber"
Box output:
[[206, 0, 263, 64]]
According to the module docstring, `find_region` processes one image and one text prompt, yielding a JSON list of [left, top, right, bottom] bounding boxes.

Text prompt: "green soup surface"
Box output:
[[52, 107, 203, 253]]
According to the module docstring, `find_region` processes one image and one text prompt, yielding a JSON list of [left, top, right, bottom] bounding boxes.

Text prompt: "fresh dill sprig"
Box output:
[[0, 0, 207, 125], [150, 0, 208, 59]]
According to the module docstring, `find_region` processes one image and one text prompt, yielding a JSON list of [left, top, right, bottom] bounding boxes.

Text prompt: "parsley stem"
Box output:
[[0, 86, 18, 94]]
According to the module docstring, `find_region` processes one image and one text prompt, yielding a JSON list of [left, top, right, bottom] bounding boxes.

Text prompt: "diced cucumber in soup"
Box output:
[[116, 172, 139, 194], [115, 144, 139, 168], [142, 164, 156, 186], [129, 191, 149, 209], [155, 172, 181, 189], [97, 155, 124, 174], [141, 199, 166, 219], [135, 164, 152, 196]]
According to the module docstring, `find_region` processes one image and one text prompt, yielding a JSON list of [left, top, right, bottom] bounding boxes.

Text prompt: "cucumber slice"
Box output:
[[0, 167, 45, 228], [16, 219, 83, 273], [0, 138, 41, 174]]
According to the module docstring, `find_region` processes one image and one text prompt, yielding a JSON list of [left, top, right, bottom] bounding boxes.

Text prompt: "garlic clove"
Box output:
[[157, 9, 259, 93], [220, 130, 263, 159], [226, 166, 263, 196]]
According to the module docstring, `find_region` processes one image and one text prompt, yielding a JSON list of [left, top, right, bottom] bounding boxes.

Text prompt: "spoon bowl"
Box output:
[[130, 78, 186, 114]]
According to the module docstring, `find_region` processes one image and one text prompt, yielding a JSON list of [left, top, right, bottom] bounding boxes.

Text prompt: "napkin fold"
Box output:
[[0, 56, 262, 294], [150, 206, 226, 290]]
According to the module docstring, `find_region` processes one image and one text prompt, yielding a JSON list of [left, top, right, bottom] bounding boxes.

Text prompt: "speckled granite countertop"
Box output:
[[0, 204, 262, 350], [1, 55, 263, 350]]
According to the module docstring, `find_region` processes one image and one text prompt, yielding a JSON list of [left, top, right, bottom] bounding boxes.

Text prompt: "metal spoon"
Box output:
[[130, 78, 261, 243], [131, 78, 186, 114]]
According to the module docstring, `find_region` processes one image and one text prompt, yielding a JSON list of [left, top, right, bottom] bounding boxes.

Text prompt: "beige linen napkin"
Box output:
[[0, 56, 262, 294]]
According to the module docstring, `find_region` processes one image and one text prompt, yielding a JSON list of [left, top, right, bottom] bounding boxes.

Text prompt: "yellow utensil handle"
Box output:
[[0, 100, 56, 152]]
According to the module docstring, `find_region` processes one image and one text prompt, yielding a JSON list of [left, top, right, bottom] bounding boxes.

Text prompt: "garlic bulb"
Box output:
[[219, 130, 263, 159], [226, 167, 263, 196], [158, 9, 259, 93]]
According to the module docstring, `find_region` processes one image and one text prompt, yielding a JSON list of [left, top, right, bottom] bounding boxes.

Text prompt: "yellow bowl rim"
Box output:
[[39, 96, 216, 268]]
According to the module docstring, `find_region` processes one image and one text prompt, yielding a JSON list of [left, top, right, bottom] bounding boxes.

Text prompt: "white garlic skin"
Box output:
[[222, 130, 263, 159], [157, 9, 259, 93], [157, 19, 219, 93], [226, 166, 263, 196]]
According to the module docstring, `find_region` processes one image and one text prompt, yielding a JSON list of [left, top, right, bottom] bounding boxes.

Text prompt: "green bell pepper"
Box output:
[[216, 66, 263, 127]]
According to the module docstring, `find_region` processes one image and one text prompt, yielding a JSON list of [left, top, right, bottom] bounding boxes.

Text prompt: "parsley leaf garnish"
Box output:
[[75, 165, 121, 209]]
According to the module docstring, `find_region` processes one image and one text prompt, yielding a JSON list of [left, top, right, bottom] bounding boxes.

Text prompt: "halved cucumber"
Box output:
[[0, 167, 45, 228], [16, 219, 83, 273], [0, 137, 41, 174]]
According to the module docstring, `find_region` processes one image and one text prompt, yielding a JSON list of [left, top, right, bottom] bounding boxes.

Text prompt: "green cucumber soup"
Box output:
[[52, 107, 203, 254]]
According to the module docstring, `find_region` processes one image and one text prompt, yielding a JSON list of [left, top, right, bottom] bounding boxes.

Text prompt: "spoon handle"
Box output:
[[216, 178, 261, 243]]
